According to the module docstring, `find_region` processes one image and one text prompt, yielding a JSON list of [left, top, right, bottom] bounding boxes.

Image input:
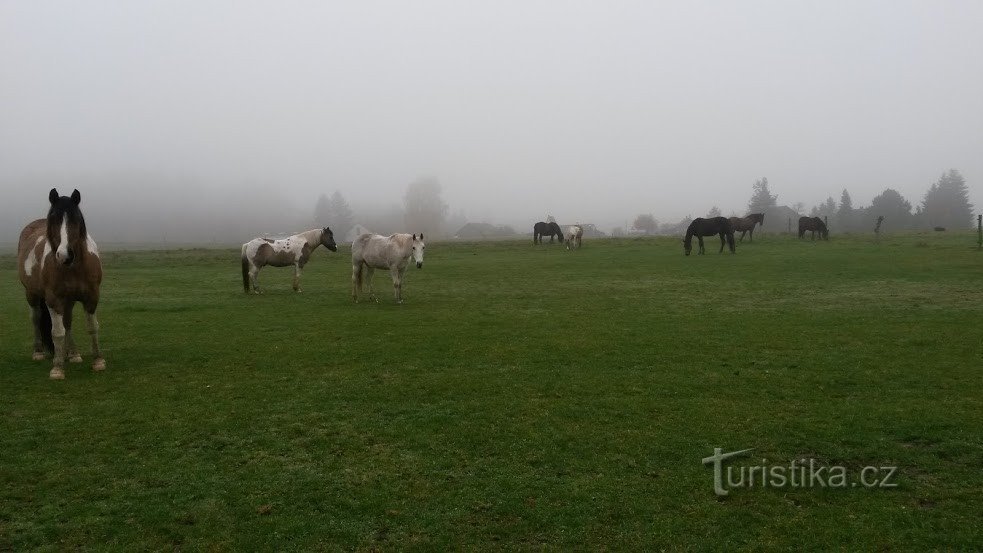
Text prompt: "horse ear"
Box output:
[[412, 233, 417, 240], [71, 189, 81, 205], [49, 188, 59, 204], [419, 233, 424, 240]]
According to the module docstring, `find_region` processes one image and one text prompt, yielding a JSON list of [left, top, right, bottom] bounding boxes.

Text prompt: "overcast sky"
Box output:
[[2, 0, 981, 237]]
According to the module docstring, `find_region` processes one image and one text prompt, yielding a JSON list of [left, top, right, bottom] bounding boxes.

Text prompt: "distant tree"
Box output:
[[837, 189, 855, 231], [313, 194, 331, 226], [325, 191, 354, 234], [810, 197, 837, 220], [611, 226, 626, 237], [869, 188, 914, 231], [922, 169, 973, 229], [747, 177, 778, 213], [791, 201, 805, 214], [707, 206, 722, 218], [404, 177, 449, 237], [632, 213, 658, 234]]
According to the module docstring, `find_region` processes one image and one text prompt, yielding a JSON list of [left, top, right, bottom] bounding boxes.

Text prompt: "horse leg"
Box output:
[[30, 303, 46, 360], [365, 266, 378, 302], [697, 236, 705, 254], [83, 299, 105, 372], [748, 228, 753, 243], [249, 264, 262, 294], [46, 301, 67, 379], [390, 267, 402, 304], [292, 263, 302, 292], [718, 233, 725, 253], [64, 302, 82, 363], [351, 262, 362, 302]]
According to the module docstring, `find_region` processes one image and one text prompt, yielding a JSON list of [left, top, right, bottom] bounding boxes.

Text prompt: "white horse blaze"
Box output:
[[55, 218, 69, 262]]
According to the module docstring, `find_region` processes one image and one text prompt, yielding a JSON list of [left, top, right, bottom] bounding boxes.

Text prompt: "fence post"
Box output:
[[978, 214, 982, 250]]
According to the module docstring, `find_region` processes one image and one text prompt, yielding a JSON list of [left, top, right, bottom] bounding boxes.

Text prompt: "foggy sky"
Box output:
[[2, 1, 981, 241]]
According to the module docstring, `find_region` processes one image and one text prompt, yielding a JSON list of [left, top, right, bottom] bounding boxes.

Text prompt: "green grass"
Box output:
[[1, 232, 981, 550]]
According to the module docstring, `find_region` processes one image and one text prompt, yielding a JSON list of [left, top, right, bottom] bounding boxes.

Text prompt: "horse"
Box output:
[[533, 221, 564, 244], [17, 189, 105, 379], [241, 227, 337, 293], [728, 213, 765, 242], [565, 225, 583, 250], [798, 217, 829, 241], [351, 233, 425, 304], [683, 217, 735, 256]]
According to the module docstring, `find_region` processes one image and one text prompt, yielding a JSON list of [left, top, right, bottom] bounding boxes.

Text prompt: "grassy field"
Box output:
[[1, 232, 981, 550]]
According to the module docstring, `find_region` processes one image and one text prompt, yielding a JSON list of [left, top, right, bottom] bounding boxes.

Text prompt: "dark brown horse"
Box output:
[[728, 213, 765, 242], [17, 189, 105, 379], [684, 217, 735, 255], [533, 221, 564, 244], [798, 216, 829, 240]]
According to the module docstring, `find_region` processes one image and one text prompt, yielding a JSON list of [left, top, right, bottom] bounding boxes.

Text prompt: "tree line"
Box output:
[[629, 169, 973, 235], [313, 177, 451, 239]]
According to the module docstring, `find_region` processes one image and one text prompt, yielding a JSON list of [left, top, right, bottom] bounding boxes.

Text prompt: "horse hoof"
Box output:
[[69, 354, 83, 363], [32, 352, 46, 361], [49, 368, 65, 380], [92, 358, 106, 371]]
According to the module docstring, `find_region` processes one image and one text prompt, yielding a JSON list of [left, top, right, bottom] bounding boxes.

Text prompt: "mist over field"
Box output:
[[2, 1, 981, 244]]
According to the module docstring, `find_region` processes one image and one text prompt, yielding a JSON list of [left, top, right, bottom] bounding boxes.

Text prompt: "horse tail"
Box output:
[[241, 245, 250, 293], [39, 299, 54, 354]]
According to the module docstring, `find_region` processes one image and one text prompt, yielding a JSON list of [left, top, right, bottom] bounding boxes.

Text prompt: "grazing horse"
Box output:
[[241, 228, 337, 293], [565, 225, 583, 250], [351, 233, 425, 304], [798, 217, 829, 241], [533, 221, 564, 244], [728, 213, 765, 242], [683, 217, 736, 256], [17, 189, 104, 379]]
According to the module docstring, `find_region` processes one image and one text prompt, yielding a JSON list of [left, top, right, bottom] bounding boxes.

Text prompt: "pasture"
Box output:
[[1, 233, 981, 550]]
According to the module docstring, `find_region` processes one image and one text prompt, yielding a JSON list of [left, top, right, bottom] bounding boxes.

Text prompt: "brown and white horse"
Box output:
[[351, 233, 425, 304], [241, 228, 337, 293], [17, 189, 105, 379], [565, 225, 584, 250]]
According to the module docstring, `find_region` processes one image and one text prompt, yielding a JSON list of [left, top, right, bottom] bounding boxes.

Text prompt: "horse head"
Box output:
[[682, 236, 692, 256], [411, 233, 425, 268], [321, 227, 338, 252], [47, 188, 87, 266]]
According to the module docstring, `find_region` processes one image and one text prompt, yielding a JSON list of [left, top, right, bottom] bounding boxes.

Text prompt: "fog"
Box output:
[[2, 1, 981, 244]]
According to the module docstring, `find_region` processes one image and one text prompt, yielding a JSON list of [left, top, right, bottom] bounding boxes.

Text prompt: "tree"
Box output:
[[747, 177, 777, 214], [403, 177, 448, 237], [810, 197, 837, 220], [327, 191, 354, 234], [869, 188, 914, 231], [922, 169, 973, 229], [837, 189, 855, 232], [632, 213, 658, 234], [313, 194, 331, 226], [707, 206, 722, 218]]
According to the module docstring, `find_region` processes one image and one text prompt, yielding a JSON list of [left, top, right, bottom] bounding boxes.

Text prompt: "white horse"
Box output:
[[351, 233, 425, 304], [241, 227, 337, 293], [566, 225, 583, 250]]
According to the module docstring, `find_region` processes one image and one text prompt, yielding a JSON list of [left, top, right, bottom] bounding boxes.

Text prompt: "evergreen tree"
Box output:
[[922, 169, 973, 229], [707, 206, 722, 218], [747, 177, 778, 213], [837, 189, 855, 231]]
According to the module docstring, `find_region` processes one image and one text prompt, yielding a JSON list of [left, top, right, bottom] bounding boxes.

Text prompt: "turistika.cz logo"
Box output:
[[702, 448, 899, 497]]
